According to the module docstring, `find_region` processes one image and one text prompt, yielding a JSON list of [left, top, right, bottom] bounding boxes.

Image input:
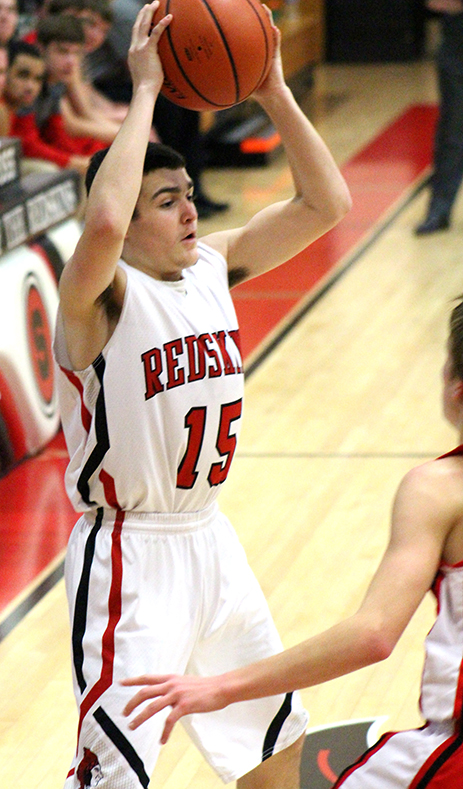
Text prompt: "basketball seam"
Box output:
[[201, 0, 240, 101], [242, 0, 271, 85], [163, 0, 241, 107]]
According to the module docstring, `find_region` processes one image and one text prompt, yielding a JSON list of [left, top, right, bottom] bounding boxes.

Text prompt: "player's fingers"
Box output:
[[130, 1, 159, 45], [121, 673, 172, 688], [149, 10, 173, 42], [160, 710, 182, 744], [121, 674, 155, 686], [261, 5, 280, 50], [127, 697, 172, 730]]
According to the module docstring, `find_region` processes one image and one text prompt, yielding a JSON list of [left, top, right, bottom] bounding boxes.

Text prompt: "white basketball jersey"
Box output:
[[420, 560, 463, 722], [54, 242, 244, 513]]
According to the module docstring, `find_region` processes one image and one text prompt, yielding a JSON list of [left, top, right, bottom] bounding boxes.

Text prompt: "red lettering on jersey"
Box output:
[[184, 334, 206, 382], [213, 330, 236, 375], [199, 333, 222, 378], [165, 338, 186, 389], [141, 347, 164, 400]]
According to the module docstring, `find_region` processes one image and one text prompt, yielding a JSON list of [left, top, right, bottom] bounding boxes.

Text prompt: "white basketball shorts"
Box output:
[[63, 502, 308, 788]]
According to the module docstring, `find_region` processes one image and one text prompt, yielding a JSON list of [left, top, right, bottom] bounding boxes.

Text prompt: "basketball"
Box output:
[[151, 0, 275, 111]]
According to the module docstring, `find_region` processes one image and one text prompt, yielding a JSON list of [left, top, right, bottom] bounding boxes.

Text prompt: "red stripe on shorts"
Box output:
[[77, 509, 125, 739]]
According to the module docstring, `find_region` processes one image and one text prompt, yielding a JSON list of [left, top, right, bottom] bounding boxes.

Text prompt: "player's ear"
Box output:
[[452, 378, 463, 403]]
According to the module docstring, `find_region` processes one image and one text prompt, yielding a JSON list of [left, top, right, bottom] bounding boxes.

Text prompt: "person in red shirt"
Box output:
[[4, 40, 90, 173], [36, 14, 118, 149]]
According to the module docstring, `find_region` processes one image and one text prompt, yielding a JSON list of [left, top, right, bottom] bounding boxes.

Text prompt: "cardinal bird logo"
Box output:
[[76, 748, 103, 788], [300, 717, 387, 788]]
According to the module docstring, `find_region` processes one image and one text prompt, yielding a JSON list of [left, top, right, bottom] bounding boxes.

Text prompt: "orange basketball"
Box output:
[[152, 0, 275, 111]]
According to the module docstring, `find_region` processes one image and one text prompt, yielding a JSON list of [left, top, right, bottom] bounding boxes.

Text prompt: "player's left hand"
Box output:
[[121, 673, 228, 743], [251, 6, 285, 103]]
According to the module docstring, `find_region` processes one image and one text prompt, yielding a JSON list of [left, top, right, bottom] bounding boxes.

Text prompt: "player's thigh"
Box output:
[[181, 515, 308, 783]]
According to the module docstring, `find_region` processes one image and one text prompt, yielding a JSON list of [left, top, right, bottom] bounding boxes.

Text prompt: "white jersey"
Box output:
[[54, 242, 244, 514], [419, 444, 463, 723], [420, 562, 463, 723]]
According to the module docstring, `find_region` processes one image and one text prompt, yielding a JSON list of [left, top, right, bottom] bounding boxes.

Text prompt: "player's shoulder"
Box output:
[[398, 450, 463, 504]]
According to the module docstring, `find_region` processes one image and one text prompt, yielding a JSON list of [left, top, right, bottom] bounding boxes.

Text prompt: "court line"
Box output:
[[0, 556, 65, 642], [236, 452, 437, 459]]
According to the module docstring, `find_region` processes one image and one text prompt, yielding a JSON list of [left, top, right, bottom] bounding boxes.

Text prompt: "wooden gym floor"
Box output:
[[2, 50, 463, 788]]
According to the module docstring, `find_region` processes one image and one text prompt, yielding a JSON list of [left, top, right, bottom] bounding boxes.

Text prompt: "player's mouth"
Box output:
[[182, 231, 197, 243]]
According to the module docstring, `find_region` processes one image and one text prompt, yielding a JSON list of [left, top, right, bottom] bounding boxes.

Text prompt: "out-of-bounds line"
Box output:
[[244, 175, 430, 379], [0, 560, 64, 642]]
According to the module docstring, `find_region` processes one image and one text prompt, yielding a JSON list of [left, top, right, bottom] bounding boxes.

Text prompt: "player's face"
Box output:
[[123, 167, 198, 281], [6, 54, 44, 107]]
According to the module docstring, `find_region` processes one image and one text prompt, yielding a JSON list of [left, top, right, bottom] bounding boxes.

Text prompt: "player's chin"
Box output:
[[181, 236, 198, 259]]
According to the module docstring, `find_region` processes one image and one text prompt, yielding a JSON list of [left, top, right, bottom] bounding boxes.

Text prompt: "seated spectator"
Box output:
[[28, 0, 133, 125], [0, 43, 8, 105], [36, 13, 120, 143], [0, 0, 18, 46], [3, 40, 90, 173]]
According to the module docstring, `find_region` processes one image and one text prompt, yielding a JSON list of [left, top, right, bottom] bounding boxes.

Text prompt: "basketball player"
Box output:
[[54, 2, 351, 787], [122, 297, 463, 785]]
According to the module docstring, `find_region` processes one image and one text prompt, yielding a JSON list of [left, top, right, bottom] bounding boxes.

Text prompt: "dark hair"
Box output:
[[81, 0, 113, 24], [7, 39, 42, 67], [449, 298, 463, 380], [47, 0, 113, 23], [37, 14, 85, 46], [47, 0, 85, 16], [85, 142, 186, 195], [47, 0, 86, 15]]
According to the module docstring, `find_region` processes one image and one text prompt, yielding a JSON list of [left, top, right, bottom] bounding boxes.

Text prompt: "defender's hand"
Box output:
[[121, 673, 228, 743]]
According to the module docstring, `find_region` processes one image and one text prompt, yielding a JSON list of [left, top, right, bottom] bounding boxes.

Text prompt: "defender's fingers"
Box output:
[[160, 711, 181, 744], [127, 697, 173, 730]]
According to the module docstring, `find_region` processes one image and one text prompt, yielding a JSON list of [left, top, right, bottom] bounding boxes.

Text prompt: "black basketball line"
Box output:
[[162, 0, 247, 107], [201, 0, 240, 99], [242, 0, 272, 84]]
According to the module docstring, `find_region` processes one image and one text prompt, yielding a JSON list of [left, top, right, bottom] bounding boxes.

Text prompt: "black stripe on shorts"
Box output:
[[262, 692, 294, 761]]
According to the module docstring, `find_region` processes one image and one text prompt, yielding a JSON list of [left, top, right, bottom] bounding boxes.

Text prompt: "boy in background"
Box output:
[[3, 39, 89, 173], [36, 13, 120, 144]]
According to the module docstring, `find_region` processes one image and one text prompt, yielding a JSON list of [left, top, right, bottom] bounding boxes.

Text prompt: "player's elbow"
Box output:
[[361, 622, 397, 664], [324, 182, 352, 226], [300, 181, 352, 235], [86, 204, 127, 244]]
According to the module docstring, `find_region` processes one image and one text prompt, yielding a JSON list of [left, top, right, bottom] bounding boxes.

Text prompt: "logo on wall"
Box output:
[[300, 717, 387, 788], [24, 272, 55, 416]]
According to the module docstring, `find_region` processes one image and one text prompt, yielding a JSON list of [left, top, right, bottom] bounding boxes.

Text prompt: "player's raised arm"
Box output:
[[58, 2, 172, 369], [202, 13, 352, 285]]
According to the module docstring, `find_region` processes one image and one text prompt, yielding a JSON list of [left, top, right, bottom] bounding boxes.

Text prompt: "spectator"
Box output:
[[85, 0, 230, 217], [0, 0, 18, 46], [36, 13, 120, 143], [4, 39, 90, 173], [416, 0, 463, 233]]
